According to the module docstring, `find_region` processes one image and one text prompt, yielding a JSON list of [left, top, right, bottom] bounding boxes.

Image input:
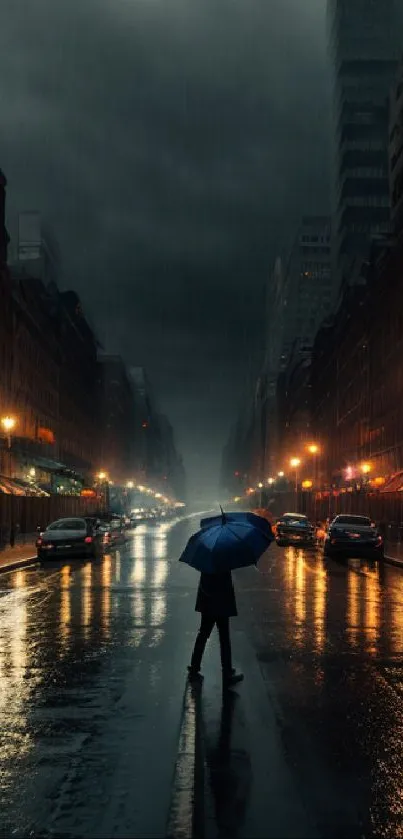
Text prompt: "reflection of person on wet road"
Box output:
[[205, 692, 251, 837], [188, 571, 244, 686]]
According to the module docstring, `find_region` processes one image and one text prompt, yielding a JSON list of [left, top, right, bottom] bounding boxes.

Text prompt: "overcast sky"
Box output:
[[0, 0, 330, 496]]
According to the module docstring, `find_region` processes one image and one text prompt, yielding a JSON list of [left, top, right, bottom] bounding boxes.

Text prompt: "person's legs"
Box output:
[[217, 617, 244, 686], [189, 613, 215, 674], [216, 617, 233, 675]]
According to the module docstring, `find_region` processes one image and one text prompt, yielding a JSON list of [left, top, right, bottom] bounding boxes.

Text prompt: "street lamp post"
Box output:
[[307, 443, 320, 521], [360, 462, 371, 490], [258, 481, 264, 507], [290, 458, 301, 510], [97, 471, 110, 513], [1, 416, 16, 477], [307, 444, 320, 487]]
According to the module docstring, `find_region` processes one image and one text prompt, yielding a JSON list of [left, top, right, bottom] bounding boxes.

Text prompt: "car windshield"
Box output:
[[334, 516, 371, 526], [48, 519, 86, 531]]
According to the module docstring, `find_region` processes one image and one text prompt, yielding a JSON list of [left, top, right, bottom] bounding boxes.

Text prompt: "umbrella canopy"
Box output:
[[201, 510, 273, 538], [179, 510, 273, 574]]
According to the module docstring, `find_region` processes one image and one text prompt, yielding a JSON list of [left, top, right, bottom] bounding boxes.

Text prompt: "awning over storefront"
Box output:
[[380, 471, 403, 492], [0, 476, 29, 496], [29, 456, 67, 472], [27, 456, 84, 481], [0, 475, 50, 496], [12, 478, 50, 497]]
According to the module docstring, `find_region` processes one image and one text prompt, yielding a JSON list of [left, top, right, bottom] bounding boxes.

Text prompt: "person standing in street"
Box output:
[[188, 570, 244, 686]]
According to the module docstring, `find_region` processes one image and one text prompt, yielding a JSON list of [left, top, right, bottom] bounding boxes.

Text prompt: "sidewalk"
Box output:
[[0, 535, 37, 573], [384, 540, 403, 566]]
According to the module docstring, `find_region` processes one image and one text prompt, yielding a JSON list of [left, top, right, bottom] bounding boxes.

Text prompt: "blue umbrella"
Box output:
[[200, 510, 273, 538], [179, 509, 273, 574]]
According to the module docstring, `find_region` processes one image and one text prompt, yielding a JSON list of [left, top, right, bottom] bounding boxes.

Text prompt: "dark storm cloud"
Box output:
[[0, 0, 329, 492]]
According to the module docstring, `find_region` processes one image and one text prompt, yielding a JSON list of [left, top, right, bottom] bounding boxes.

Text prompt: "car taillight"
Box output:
[[84, 536, 93, 544], [37, 537, 42, 546]]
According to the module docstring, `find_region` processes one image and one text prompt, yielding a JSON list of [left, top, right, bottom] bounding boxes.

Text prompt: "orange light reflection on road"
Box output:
[[82, 562, 93, 639], [294, 550, 306, 647], [364, 568, 381, 655], [313, 566, 327, 654], [389, 585, 403, 655], [0, 572, 32, 767], [60, 564, 71, 651], [346, 571, 360, 647], [102, 555, 112, 638]]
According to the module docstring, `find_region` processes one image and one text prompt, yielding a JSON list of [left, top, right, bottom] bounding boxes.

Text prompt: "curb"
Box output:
[[384, 553, 403, 568], [0, 555, 38, 575]]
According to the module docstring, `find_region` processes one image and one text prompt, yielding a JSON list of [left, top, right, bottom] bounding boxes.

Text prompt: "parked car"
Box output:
[[275, 513, 316, 546], [324, 514, 384, 559], [36, 517, 104, 560]]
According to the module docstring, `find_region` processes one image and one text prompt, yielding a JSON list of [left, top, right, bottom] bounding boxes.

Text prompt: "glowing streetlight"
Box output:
[[278, 471, 285, 478], [267, 477, 274, 485], [96, 471, 109, 514], [1, 416, 16, 476], [258, 482, 263, 488], [361, 462, 371, 475], [290, 458, 301, 508], [126, 481, 134, 489], [1, 416, 16, 434], [307, 443, 320, 488]]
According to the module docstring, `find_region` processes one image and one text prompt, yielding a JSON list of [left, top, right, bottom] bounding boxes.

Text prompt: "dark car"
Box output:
[[324, 514, 384, 559], [37, 517, 104, 560], [275, 513, 315, 546]]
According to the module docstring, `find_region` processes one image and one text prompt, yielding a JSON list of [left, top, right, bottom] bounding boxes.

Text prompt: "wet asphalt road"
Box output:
[[1, 516, 403, 838]]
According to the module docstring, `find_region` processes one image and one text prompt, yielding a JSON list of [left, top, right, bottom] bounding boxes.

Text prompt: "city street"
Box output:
[[1, 516, 403, 838]]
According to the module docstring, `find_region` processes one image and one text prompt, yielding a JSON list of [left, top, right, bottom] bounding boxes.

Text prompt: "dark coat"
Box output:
[[195, 571, 237, 618]]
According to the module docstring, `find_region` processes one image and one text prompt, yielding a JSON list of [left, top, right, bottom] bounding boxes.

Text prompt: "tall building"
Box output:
[[0, 169, 10, 265], [389, 55, 403, 237], [155, 413, 186, 500], [260, 218, 331, 474], [276, 342, 313, 471], [259, 255, 290, 479], [265, 218, 331, 381], [328, 0, 403, 294], [98, 355, 135, 482], [12, 211, 60, 286], [286, 217, 332, 350], [0, 170, 13, 475], [128, 366, 156, 481]]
